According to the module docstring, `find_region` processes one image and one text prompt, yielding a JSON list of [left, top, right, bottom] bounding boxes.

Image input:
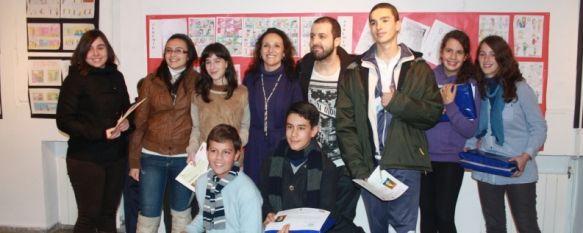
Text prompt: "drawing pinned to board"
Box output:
[[149, 18, 187, 59], [28, 59, 64, 86], [243, 17, 271, 57], [299, 16, 354, 57], [188, 17, 216, 57], [29, 88, 60, 117], [61, 0, 96, 19], [300, 16, 317, 57], [478, 15, 510, 42], [514, 15, 544, 58], [519, 61, 544, 104], [216, 17, 244, 56], [26, 0, 60, 18], [27, 23, 61, 50], [398, 17, 429, 53], [421, 20, 457, 66], [63, 23, 95, 50], [270, 17, 300, 54]]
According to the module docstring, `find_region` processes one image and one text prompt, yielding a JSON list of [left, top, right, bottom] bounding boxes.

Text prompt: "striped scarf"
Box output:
[[202, 163, 240, 230]]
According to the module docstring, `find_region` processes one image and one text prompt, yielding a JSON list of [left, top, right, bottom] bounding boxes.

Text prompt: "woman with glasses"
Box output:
[[128, 33, 199, 233]]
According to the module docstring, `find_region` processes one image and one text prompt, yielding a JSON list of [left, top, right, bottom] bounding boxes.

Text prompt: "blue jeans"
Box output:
[[139, 153, 192, 217], [362, 168, 421, 233]]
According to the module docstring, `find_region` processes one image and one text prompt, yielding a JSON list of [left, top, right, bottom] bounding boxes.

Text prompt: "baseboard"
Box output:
[[0, 223, 72, 233]]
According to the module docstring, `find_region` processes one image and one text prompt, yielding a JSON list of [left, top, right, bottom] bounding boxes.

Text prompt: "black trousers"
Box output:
[[67, 158, 126, 233], [420, 161, 465, 233], [330, 166, 365, 233], [477, 181, 541, 233]]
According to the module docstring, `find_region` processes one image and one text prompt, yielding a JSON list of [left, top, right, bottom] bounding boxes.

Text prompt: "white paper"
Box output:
[[513, 15, 544, 58], [398, 17, 430, 52], [519, 61, 544, 103], [338, 16, 354, 54], [149, 19, 188, 59], [188, 17, 216, 57], [479, 15, 510, 42], [175, 143, 210, 192], [300, 16, 318, 57], [27, 0, 60, 18], [29, 88, 60, 114], [353, 166, 408, 201], [264, 208, 330, 232], [354, 22, 374, 55], [420, 20, 457, 66], [28, 59, 64, 86]]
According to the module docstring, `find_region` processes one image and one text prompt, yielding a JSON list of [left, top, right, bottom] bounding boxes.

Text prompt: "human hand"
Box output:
[[381, 85, 396, 107], [116, 119, 130, 132], [263, 212, 276, 226], [277, 224, 290, 233], [105, 126, 121, 140], [440, 84, 457, 105], [186, 151, 196, 165], [510, 153, 531, 177], [129, 168, 140, 181]]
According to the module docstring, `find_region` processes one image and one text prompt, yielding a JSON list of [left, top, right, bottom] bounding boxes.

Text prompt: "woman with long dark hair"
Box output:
[[186, 42, 249, 166], [242, 28, 303, 184], [468, 35, 547, 233], [128, 33, 199, 233], [420, 30, 480, 233], [56, 29, 130, 233]]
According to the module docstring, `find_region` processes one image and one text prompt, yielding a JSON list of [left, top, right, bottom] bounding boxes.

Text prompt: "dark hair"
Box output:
[[155, 33, 197, 94], [197, 43, 238, 102], [369, 2, 400, 22], [313, 16, 341, 39], [206, 124, 242, 151], [245, 28, 296, 79], [70, 29, 116, 76], [439, 30, 477, 84], [475, 35, 524, 102], [287, 102, 319, 127]]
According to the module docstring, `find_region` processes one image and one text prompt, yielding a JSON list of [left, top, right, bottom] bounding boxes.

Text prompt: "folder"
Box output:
[[459, 150, 518, 177], [440, 83, 477, 122]]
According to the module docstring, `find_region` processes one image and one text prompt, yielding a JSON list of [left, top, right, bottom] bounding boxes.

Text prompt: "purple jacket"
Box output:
[[426, 65, 481, 162]]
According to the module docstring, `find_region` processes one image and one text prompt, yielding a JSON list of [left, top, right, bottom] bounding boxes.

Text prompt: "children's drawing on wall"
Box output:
[[244, 17, 272, 57], [398, 17, 429, 53], [514, 15, 544, 58], [27, 23, 61, 50], [217, 17, 244, 56], [61, 0, 96, 19], [479, 15, 509, 42], [271, 17, 300, 55], [421, 19, 456, 65], [63, 23, 95, 50], [519, 61, 544, 104], [148, 18, 187, 59], [28, 59, 64, 86], [27, 0, 60, 18], [188, 17, 216, 57], [29, 88, 60, 116]]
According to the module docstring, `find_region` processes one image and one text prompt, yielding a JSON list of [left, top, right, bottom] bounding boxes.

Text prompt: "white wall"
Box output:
[[0, 0, 580, 230]]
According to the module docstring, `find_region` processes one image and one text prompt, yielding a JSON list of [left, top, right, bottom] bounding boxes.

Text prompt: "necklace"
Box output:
[[260, 73, 283, 137]]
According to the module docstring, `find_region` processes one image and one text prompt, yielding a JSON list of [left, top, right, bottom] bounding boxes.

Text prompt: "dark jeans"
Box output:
[[362, 169, 421, 233], [67, 158, 126, 233], [420, 161, 465, 233], [477, 181, 541, 233], [330, 166, 365, 233]]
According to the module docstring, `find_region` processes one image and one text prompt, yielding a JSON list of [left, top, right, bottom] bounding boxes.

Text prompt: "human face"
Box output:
[[207, 140, 240, 179], [205, 54, 228, 85], [369, 8, 401, 45], [164, 39, 189, 70], [261, 33, 285, 72], [286, 113, 319, 151], [310, 23, 338, 61], [478, 43, 500, 78], [440, 38, 467, 76], [85, 37, 108, 69]]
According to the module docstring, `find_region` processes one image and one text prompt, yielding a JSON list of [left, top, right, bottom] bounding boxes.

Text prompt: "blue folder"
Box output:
[[439, 83, 477, 122], [458, 150, 518, 177]]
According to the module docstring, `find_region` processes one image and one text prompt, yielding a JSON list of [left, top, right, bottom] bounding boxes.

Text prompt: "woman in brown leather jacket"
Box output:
[[128, 33, 199, 233]]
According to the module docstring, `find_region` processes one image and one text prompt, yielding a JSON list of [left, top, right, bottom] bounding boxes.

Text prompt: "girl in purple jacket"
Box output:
[[419, 30, 481, 233]]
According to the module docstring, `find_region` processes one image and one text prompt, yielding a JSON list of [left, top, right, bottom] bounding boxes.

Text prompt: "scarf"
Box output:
[[267, 140, 323, 212], [202, 163, 240, 230], [475, 79, 505, 145]]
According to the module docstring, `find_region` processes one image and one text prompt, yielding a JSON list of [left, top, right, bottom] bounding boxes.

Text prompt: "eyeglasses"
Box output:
[[165, 47, 188, 55]]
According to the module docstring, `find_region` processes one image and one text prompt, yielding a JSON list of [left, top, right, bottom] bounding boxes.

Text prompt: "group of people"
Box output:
[[56, 2, 547, 233]]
